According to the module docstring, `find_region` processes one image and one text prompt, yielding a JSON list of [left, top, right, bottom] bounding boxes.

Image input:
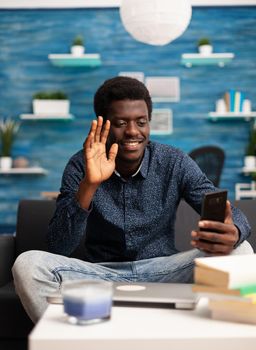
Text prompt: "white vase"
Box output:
[[199, 45, 213, 55], [33, 99, 70, 116], [71, 45, 85, 56], [0, 156, 13, 170], [244, 156, 256, 169], [216, 99, 227, 113]]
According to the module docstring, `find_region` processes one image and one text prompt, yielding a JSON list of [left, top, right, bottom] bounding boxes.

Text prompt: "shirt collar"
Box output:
[[114, 144, 150, 179]]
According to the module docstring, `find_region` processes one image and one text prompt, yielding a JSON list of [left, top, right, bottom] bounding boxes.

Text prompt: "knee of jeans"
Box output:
[[12, 250, 42, 281], [232, 240, 254, 255]]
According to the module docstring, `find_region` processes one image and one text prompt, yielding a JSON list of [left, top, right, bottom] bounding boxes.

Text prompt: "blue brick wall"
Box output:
[[0, 7, 255, 228]]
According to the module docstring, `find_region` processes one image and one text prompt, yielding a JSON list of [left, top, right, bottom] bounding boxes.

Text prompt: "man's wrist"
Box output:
[[76, 180, 99, 209]]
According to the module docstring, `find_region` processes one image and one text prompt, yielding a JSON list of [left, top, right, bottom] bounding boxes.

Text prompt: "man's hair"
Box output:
[[93, 76, 152, 121]]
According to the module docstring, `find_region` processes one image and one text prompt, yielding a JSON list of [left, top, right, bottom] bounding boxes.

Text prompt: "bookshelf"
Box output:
[[19, 114, 75, 121], [48, 53, 102, 67], [181, 53, 234, 67], [208, 112, 256, 122], [0, 167, 48, 175]]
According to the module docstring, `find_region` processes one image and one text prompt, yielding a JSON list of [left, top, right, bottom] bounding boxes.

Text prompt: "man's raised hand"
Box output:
[[83, 116, 118, 186]]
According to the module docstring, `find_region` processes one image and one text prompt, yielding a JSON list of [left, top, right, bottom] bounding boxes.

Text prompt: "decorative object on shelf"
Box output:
[[235, 181, 256, 200], [71, 35, 85, 56], [118, 71, 145, 83], [32, 91, 69, 116], [208, 91, 256, 121], [13, 156, 29, 168], [150, 109, 173, 135], [145, 76, 180, 102], [120, 0, 192, 46], [0, 117, 20, 170], [197, 37, 213, 55]]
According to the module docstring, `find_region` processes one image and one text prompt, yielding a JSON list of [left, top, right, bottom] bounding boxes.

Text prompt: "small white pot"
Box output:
[[71, 45, 85, 56], [199, 44, 213, 55], [0, 157, 13, 170], [244, 156, 256, 169], [33, 99, 70, 116]]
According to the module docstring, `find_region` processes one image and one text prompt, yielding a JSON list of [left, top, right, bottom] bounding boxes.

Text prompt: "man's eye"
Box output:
[[137, 120, 147, 126], [116, 121, 127, 127]]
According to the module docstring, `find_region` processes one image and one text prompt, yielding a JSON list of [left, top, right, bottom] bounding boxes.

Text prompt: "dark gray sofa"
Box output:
[[0, 199, 255, 350]]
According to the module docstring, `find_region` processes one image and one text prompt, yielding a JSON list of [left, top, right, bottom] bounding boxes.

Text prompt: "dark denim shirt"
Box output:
[[47, 141, 251, 262]]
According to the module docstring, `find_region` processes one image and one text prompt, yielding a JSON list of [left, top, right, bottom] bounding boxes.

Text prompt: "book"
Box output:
[[194, 254, 256, 289], [239, 91, 245, 112], [192, 283, 256, 298], [234, 91, 241, 113], [229, 89, 236, 112], [208, 298, 256, 325], [223, 91, 230, 112]]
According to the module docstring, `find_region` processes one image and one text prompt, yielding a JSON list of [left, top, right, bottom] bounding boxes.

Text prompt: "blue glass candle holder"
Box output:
[[62, 280, 113, 325]]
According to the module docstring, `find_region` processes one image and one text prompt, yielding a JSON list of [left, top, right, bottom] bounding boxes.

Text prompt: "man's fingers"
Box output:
[[225, 200, 233, 225], [108, 143, 118, 162], [95, 116, 103, 143], [101, 119, 110, 144]]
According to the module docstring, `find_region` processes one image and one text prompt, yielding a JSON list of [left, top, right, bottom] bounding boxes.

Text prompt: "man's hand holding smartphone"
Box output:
[[191, 190, 240, 255]]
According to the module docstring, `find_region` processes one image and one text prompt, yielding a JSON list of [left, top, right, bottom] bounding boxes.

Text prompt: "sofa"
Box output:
[[0, 199, 255, 350]]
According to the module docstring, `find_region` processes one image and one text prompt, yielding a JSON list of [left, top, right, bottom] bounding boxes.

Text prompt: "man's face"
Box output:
[[107, 99, 150, 166]]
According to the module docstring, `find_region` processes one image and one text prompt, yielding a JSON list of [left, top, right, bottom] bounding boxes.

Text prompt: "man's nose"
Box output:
[[125, 121, 138, 135]]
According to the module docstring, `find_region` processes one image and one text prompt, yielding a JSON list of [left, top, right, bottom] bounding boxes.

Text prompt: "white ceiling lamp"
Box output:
[[120, 0, 192, 46]]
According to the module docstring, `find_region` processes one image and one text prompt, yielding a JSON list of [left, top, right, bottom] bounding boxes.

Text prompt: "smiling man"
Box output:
[[12, 76, 251, 323]]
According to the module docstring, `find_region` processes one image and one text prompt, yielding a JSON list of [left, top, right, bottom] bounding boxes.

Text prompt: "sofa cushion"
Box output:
[[0, 282, 33, 338]]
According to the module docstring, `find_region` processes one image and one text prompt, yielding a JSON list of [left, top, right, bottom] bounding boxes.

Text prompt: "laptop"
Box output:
[[47, 282, 198, 310]]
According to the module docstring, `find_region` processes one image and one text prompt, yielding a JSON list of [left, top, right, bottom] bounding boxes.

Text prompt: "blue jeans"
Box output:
[[12, 241, 253, 323]]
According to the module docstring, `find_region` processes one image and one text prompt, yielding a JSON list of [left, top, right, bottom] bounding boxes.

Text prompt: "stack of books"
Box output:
[[193, 254, 256, 324], [223, 90, 245, 113]]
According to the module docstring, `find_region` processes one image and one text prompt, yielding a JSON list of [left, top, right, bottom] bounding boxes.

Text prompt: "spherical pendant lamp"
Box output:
[[120, 0, 192, 46]]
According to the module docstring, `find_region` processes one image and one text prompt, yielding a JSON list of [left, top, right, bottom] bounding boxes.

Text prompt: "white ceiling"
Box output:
[[1, 0, 256, 9]]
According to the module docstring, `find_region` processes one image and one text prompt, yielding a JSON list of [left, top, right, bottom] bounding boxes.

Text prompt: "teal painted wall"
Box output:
[[0, 7, 256, 229]]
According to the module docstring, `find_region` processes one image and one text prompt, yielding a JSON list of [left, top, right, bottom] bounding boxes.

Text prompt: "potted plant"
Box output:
[[197, 37, 213, 55], [0, 117, 20, 170], [71, 35, 85, 56], [244, 128, 256, 169], [32, 90, 70, 116]]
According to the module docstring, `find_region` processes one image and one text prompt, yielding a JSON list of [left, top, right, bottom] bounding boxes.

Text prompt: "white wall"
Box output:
[[1, 0, 256, 9]]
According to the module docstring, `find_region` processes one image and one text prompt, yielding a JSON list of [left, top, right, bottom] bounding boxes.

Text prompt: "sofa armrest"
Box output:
[[0, 235, 15, 286]]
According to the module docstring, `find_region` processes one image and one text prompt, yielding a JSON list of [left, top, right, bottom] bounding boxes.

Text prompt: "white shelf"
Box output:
[[242, 166, 256, 174], [19, 114, 74, 121], [48, 53, 101, 67], [208, 112, 256, 121], [0, 167, 48, 175], [181, 53, 234, 67]]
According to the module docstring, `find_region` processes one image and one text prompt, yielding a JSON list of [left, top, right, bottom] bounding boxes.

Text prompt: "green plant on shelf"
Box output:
[[33, 91, 68, 100], [0, 117, 20, 157], [72, 35, 84, 47], [197, 37, 211, 47]]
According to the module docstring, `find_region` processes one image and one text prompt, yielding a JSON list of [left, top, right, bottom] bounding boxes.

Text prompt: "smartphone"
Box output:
[[200, 190, 228, 232]]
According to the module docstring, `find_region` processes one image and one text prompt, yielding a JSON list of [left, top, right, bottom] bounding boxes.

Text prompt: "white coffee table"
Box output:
[[29, 298, 256, 350]]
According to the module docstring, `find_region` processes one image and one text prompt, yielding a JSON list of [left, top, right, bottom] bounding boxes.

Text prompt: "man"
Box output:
[[12, 76, 251, 323]]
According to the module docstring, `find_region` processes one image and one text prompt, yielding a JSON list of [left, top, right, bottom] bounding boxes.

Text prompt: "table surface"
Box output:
[[29, 298, 256, 350]]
